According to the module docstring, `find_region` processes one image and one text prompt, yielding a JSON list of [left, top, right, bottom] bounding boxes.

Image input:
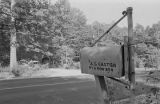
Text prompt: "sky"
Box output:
[[52, 0, 160, 27]]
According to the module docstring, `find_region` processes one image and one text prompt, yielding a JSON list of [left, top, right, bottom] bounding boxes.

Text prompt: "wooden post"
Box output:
[[127, 7, 135, 89], [124, 36, 129, 80], [94, 75, 109, 104]]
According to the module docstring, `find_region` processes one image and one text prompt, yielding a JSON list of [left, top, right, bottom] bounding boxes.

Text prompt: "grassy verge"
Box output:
[[0, 64, 49, 78], [106, 75, 160, 103]]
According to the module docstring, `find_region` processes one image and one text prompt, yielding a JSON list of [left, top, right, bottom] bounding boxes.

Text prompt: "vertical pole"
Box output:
[[10, 0, 17, 70], [124, 36, 129, 80], [94, 75, 109, 104], [127, 7, 135, 89]]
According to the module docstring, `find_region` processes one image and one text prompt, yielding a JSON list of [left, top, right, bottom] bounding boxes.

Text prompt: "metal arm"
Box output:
[[91, 11, 127, 47], [73, 11, 127, 62]]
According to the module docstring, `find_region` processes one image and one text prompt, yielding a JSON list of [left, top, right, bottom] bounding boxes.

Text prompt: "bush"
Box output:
[[12, 65, 30, 77], [69, 62, 80, 69], [11, 63, 50, 77], [63, 64, 70, 69], [33, 64, 49, 71]]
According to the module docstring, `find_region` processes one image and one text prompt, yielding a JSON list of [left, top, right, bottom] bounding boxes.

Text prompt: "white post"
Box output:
[[10, 0, 17, 70]]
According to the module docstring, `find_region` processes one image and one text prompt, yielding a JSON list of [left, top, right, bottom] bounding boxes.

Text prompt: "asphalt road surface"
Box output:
[[0, 77, 101, 104]]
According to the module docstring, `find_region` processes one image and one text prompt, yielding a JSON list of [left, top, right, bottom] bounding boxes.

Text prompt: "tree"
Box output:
[[14, 0, 53, 61], [12, 0, 88, 66], [0, 0, 11, 66], [133, 23, 160, 68]]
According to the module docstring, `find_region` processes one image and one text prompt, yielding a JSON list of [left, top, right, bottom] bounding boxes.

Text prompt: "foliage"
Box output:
[[11, 62, 49, 77], [0, 0, 160, 69], [11, 64, 30, 76], [0, 0, 11, 66], [134, 23, 160, 68], [0, 66, 10, 72]]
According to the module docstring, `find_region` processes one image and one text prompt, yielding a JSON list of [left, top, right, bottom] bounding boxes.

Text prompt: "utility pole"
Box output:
[[10, 0, 17, 70]]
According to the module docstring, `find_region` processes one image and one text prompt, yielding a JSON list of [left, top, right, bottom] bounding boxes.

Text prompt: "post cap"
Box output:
[[127, 7, 133, 13]]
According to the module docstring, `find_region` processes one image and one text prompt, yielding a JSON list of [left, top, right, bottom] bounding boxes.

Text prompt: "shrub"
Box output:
[[12, 65, 30, 77], [41, 63, 49, 69], [69, 62, 80, 69], [63, 64, 70, 69], [33, 64, 49, 71], [11, 63, 50, 77]]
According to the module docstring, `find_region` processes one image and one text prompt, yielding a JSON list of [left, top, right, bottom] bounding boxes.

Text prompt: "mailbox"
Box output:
[[80, 46, 124, 78]]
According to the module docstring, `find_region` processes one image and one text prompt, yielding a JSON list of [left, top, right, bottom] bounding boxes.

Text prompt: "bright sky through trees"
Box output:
[[52, 0, 160, 27]]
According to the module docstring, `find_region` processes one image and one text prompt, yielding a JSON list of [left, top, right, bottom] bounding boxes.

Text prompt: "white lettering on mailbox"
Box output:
[[88, 60, 116, 72]]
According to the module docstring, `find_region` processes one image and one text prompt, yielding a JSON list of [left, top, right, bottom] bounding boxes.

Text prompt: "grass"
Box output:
[[0, 64, 49, 78], [106, 70, 160, 103], [0, 66, 10, 73]]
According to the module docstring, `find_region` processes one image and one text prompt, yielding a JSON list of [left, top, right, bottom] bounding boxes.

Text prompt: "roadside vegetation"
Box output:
[[0, 0, 160, 71]]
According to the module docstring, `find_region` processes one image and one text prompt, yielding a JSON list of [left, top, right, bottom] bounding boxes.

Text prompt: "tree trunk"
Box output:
[[10, 0, 17, 70]]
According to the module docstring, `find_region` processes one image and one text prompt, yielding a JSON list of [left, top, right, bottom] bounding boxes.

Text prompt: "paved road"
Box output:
[[0, 77, 101, 104]]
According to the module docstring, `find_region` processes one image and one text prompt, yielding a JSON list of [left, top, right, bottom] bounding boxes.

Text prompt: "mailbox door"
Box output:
[[80, 46, 123, 78]]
